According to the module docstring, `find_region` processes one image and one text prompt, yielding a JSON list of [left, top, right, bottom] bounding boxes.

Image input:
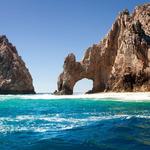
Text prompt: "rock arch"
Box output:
[[55, 52, 113, 95], [73, 78, 93, 94], [54, 4, 150, 95]]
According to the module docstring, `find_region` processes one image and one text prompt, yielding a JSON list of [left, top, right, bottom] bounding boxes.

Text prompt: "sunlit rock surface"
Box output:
[[0, 35, 35, 94], [55, 4, 150, 95]]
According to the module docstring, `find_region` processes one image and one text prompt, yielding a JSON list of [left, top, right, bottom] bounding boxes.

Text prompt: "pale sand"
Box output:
[[52, 92, 150, 101]]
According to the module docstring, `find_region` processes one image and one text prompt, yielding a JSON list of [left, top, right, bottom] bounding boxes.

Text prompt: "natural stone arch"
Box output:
[[73, 78, 93, 94], [55, 53, 107, 95], [54, 4, 150, 95]]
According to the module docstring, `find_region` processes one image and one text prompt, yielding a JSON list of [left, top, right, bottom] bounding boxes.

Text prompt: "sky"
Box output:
[[0, 0, 149, 93]]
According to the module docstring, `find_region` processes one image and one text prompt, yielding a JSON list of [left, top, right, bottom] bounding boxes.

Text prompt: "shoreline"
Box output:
[[54, 92, 150, 101], [0, 92, 150, 101]]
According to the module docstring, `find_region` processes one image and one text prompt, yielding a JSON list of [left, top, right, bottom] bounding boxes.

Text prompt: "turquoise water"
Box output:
[[0, 95, 150, 150]]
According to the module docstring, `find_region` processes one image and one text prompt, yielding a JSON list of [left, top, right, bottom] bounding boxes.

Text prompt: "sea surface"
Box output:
[[0, 94, 150, 150]]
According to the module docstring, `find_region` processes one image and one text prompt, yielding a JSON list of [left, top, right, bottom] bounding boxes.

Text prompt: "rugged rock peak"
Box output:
[[0, 35, 35, 94], [55, 3, 150, 95]]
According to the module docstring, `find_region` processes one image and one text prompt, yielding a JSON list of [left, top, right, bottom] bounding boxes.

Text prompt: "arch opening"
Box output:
[[73, 78, 93, 95]]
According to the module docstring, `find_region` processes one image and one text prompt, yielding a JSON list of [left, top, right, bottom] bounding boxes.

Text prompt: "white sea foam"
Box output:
[[0, 114, 149, 133], [0, 92, 150, 101]]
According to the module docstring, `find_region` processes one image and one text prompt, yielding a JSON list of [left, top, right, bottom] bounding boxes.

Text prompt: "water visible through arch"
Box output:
[[73, 78, 93, 95]]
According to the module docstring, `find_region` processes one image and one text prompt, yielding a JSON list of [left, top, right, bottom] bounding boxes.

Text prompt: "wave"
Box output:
[[0, 114, 149, 133], [0, 92, 150, 101]]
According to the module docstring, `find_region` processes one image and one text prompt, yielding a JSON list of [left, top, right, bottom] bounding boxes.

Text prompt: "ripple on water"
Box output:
[[0, 113, 149, 134]]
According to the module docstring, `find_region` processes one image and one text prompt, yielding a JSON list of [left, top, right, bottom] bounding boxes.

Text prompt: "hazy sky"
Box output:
[[0, 0, 149, 93]]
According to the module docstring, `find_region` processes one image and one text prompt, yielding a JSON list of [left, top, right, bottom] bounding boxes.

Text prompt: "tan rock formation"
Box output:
[[0, 35, 35, 94], [55, 3, 150, 95]]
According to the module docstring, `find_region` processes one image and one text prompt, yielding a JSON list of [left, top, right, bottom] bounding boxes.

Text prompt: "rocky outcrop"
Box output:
[[55, 3, 150, 95], [0, 35, 35, 94]]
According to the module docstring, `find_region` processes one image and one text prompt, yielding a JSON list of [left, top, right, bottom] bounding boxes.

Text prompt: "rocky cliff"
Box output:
[[0, 35, 35, 94], [55, 3, 150, 95]]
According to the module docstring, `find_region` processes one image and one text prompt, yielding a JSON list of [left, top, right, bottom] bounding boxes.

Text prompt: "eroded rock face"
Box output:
[[0, 35, 35, 94], [55, 4, 150, 95]]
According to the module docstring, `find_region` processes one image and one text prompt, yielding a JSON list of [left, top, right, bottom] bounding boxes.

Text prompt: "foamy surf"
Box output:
[[0, 114, 149, 133], [0, 92, 150, 101]]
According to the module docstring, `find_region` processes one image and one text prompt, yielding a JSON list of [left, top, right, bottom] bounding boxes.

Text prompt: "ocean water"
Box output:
[[0, 95, 150, 150]]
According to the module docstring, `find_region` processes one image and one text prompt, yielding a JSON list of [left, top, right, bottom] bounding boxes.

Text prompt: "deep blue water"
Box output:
[[0, 95, 150, 150]]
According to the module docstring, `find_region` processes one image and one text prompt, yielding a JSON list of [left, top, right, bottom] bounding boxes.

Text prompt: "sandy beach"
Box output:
[[52, 92, 150, 101]]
